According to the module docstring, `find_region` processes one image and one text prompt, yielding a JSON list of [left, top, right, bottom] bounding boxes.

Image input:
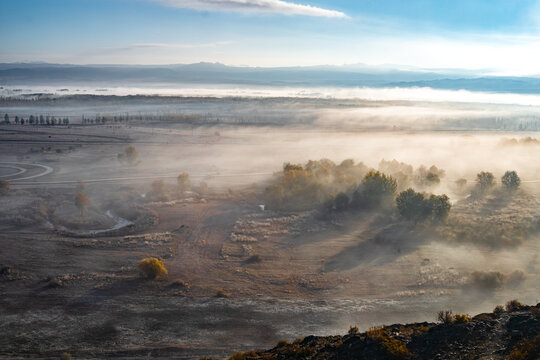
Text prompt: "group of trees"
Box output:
[[74, 181, 92, 218], [378, 159, 445, 191], [262, 159, 453, 226], [396, 189, 451, 224], [147, 172, 193, 201], [117, 146, 139, 166], [81, 114, 131, 125], [262, 160, 526, 227], [473, 170, 521, 195], [3, 113, 69, 126], [263, 159, 369, 211]]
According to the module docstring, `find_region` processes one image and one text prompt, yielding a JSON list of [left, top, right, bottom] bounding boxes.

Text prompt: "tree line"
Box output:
[[3, 113, 69, 126]]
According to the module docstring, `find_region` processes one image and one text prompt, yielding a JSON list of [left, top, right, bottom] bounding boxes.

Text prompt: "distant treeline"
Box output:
[[3, 113, 69, 125]]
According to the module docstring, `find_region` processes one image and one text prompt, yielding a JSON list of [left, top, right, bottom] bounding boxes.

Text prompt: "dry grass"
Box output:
[[367, 326, 410, 359]]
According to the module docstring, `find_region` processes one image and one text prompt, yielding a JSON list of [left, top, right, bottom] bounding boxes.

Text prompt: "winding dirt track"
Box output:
[[0, 162, 53, 181], [0, 162, 275, 187]]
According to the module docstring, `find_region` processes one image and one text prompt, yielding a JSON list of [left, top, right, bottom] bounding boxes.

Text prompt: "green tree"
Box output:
[[427, 194, 451, 222], [501, 170, 520, 191], [0, 179, 10, 195], [124, 146, 138, 165], [396, 188, 429, 223], [361, 170, 397, 207], [151, 179, 164, 195], [476, 171, 495, 192], [333, 192, 350, 211], [177, 172, 191, 194], [75, 192, 91, 217], [4, 113, 9, 124]]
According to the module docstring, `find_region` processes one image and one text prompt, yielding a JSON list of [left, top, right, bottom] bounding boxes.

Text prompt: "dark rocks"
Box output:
[[232, 303, 540, 360]]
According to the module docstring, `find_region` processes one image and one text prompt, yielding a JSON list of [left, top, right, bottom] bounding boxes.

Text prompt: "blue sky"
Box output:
[[1, 0, 540, 74]]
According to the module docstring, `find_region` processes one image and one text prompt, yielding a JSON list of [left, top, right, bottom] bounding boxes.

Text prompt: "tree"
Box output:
[[138, 257, 168, 279], [75, 192, 91, 217], [427, 194, 451, 222], [0, 179, 10, 195], [264, 184, 284, 210], [14, 116, 19, 124], [124, 146, 138, 165], [76, 181, 86, 192], [476, 171, 495, 192], [396, 189, 451, 224], [177, 172, 191, 193], [333, 192, 350, 211], [396, 188, 429, 223], [151, 179, 164, 195], [501, 171, 520, 191], [361, 170, 397, 207], [4, 114, 9, 124]]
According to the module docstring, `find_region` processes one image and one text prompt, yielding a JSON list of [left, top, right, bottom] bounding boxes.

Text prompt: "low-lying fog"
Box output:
[[4, 84, 540, 106], [1, 88, 539, 356]]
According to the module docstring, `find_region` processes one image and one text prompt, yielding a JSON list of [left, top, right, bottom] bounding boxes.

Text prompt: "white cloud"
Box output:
[[126, 41, 233, 49], [152, 0, 348, 18]]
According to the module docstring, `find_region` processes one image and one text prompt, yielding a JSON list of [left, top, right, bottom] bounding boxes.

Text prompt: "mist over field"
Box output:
[[1, 0, 540, 359]]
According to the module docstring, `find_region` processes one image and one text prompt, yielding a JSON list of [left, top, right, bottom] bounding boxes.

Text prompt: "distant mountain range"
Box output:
[[1, 62, 540, 94]]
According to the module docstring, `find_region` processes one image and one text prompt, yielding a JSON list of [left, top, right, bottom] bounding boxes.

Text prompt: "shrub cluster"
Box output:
[[436, 310, 471, 324], [366, 326, 410, 359], [263, 159, 369, 211], [137, 257, 168, 279], [396, 188, 451, 224]]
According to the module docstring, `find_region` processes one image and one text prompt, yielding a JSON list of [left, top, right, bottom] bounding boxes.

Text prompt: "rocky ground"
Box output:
[[225, 302, 540, 360]]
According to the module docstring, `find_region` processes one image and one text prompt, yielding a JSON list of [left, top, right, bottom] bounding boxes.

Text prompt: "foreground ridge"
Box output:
[[225, 302, 540, 360]]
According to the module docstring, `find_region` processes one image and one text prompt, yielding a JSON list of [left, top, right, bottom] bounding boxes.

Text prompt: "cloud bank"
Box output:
[[152, 0, 348, 18]]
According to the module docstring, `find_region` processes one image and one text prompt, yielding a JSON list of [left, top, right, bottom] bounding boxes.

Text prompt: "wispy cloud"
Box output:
[[102, 41, 233, 52], [152, 0, 348, 18], [127, 41, 233, 49]]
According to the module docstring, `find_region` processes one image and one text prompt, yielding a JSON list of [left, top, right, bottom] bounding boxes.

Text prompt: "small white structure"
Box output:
[[258, 204, 265, 211]]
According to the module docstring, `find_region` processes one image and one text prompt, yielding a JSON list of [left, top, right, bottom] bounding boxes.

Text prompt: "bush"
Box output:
[[437, 310, 454, 324], [277, 339, 290, 347], [348, 325, 360, 335], [493, 305, 505, 314], [501, 170, 521, 191], [137, 257, 168, 279], [367, 326, 410, 359], [505, 299, 525, 312], [509, 333, 540, 360], [60, 352, 71, 360], [453, 313, 471, 323]]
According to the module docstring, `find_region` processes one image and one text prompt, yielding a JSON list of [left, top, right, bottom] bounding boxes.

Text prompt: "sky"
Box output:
[[1, 0, 540, 75]]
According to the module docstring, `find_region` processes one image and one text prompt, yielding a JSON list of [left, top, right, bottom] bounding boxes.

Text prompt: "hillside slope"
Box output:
[[227, 302, 540, 360]]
